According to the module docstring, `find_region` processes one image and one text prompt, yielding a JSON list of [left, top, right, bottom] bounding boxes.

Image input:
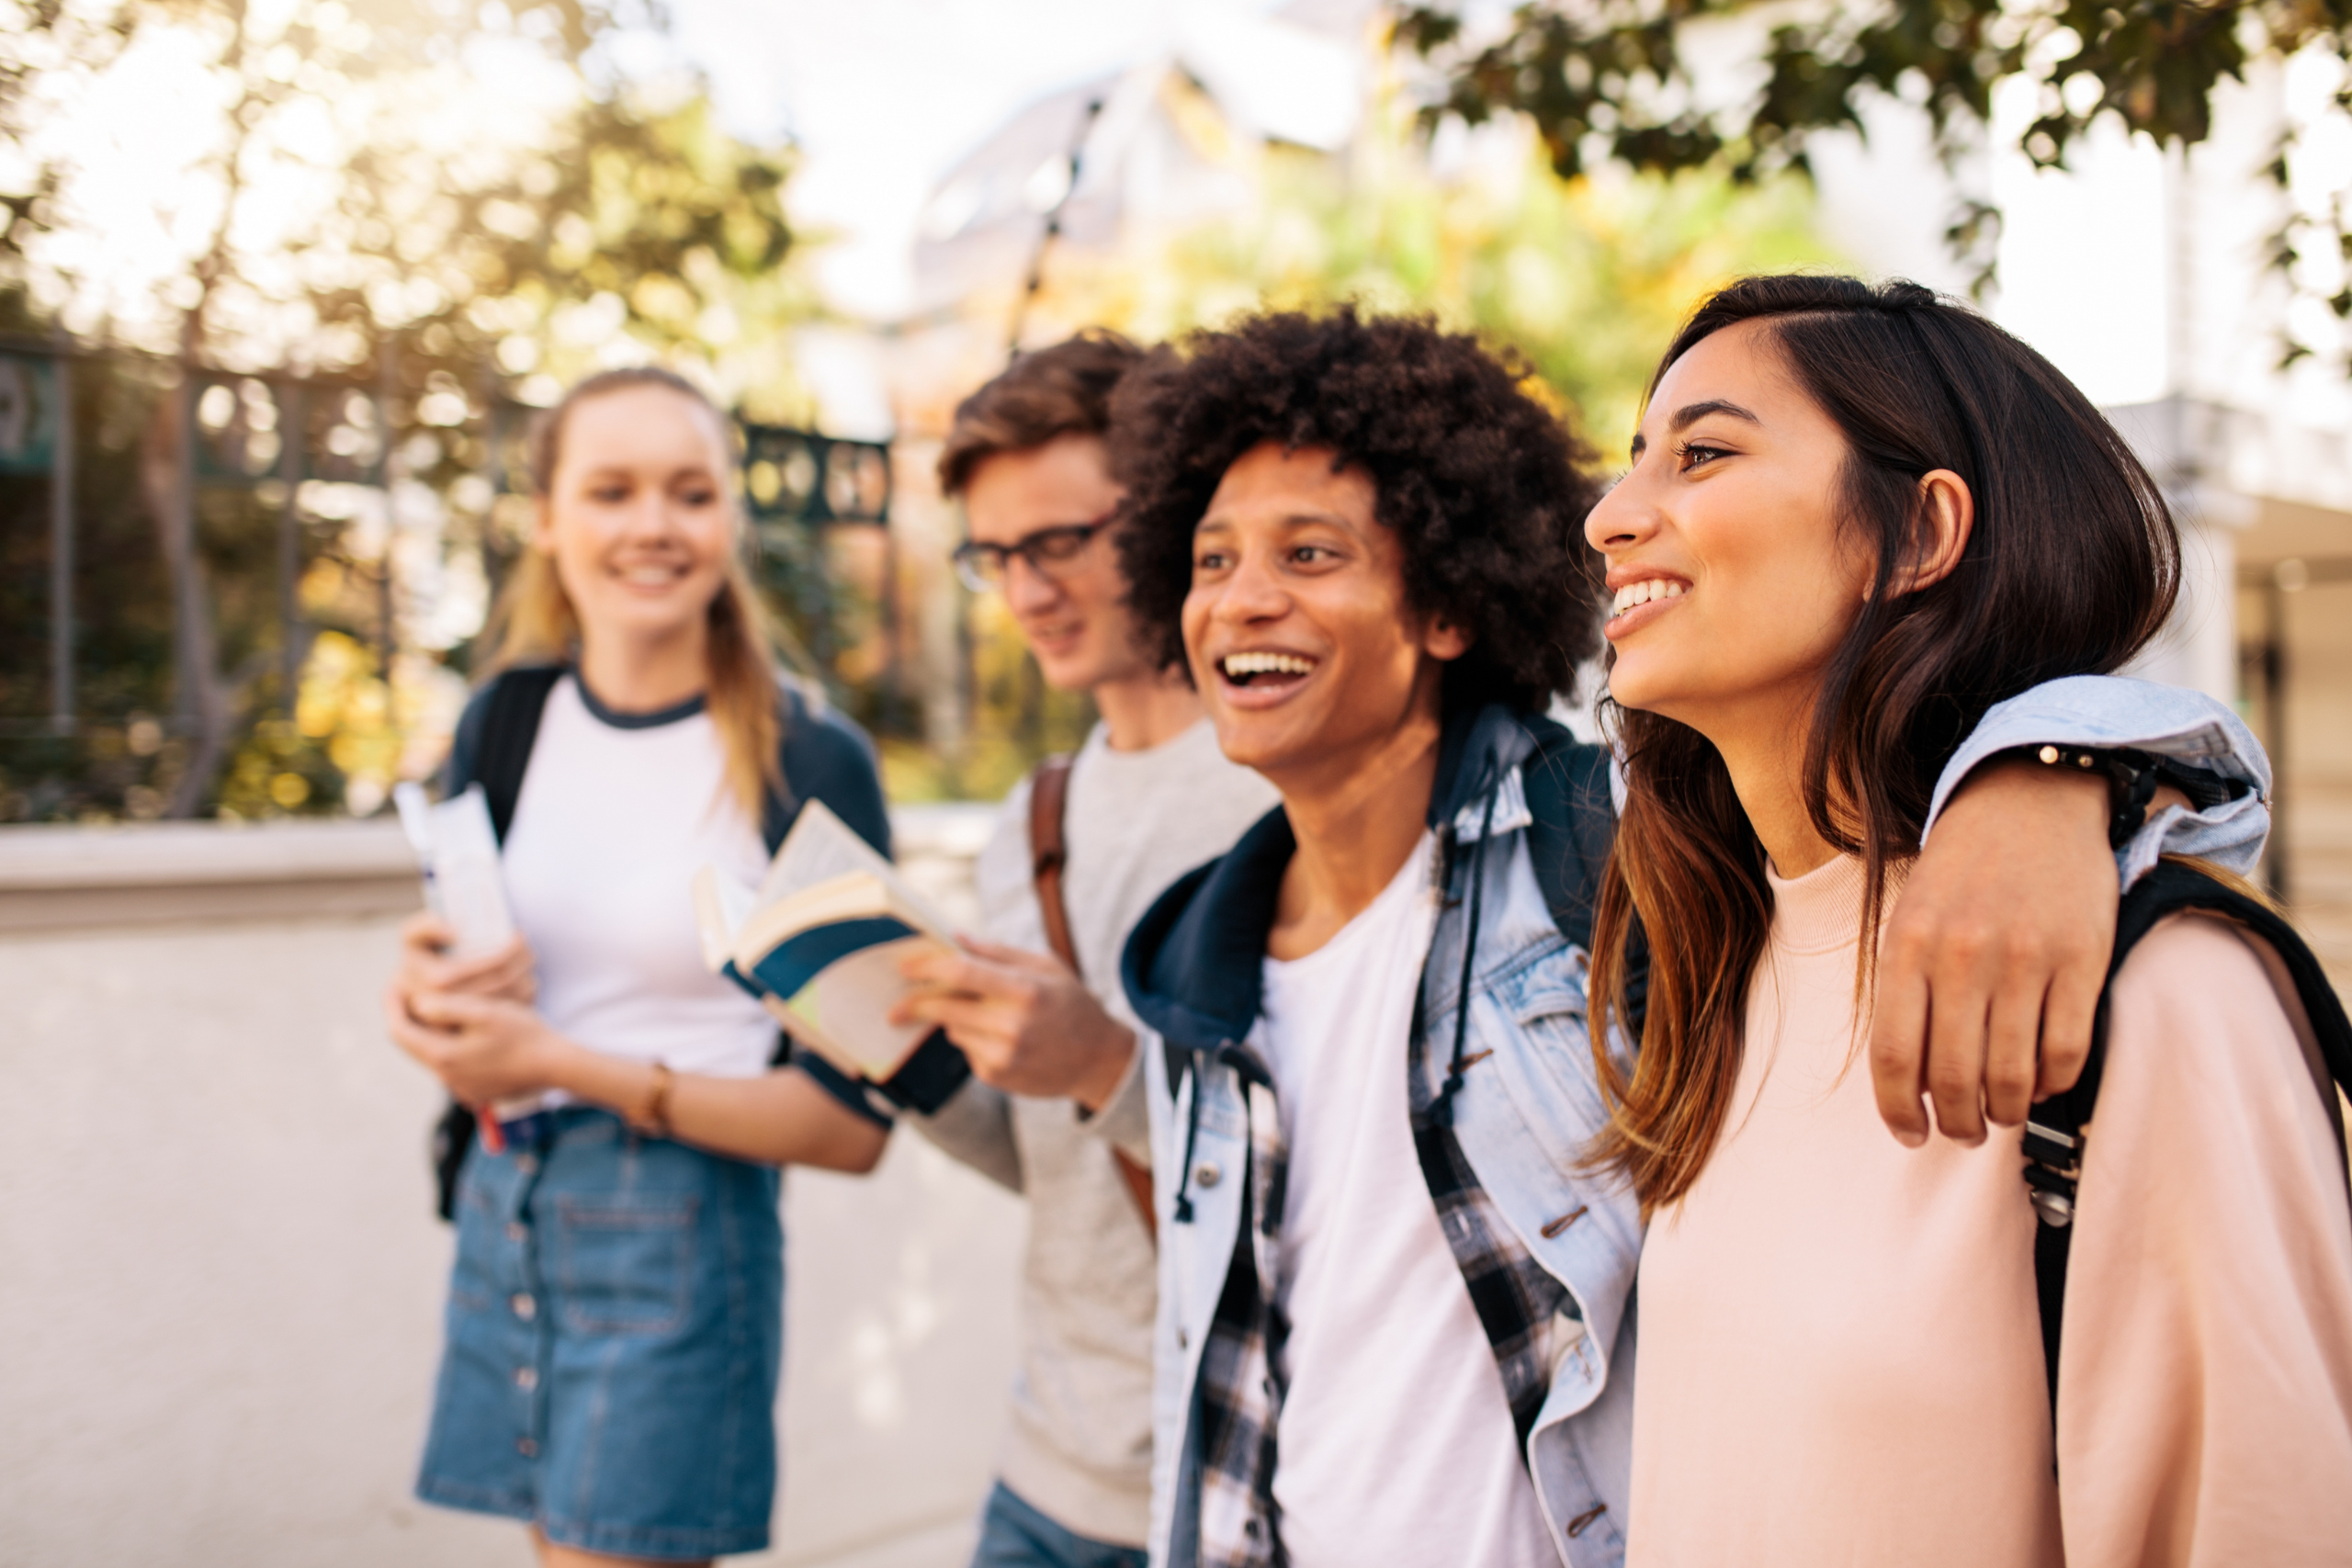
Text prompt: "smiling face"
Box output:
[[535, 383, 736, 656], [963, 433, 1150, 692], [1584, 319, 1874, 746], [1182, 441, 1466, 786]]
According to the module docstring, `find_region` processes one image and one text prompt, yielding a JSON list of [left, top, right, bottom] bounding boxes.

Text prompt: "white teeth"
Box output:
[[1221, 651, 1316, 678], [621, 566, 682, 585], [1611, 580, 1685, 616]]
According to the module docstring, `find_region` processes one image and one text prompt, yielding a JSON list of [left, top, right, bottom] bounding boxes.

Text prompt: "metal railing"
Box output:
[[2, 336, 898, 750]]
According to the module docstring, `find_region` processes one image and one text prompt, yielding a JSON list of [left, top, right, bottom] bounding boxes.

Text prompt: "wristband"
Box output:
[[1985, 743, 2242, 850]]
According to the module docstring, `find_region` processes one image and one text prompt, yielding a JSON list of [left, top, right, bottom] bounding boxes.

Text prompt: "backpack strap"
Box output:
[[470, 664, 566, 845], [1521, 728, 1648, 1040], [2027, 860, 2352, 1414], [1520, 732, 1615, 952], [1028, 753, 1159, 1244], [1030, 756, 1084, 979], [431, 663, 563, 1223]]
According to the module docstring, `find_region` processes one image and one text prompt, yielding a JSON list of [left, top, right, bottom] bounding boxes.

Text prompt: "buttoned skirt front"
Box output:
[[416, 1108, 784, 1561]]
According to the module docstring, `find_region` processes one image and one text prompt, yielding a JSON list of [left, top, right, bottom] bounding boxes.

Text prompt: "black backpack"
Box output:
[[2023, 858, 2352, 1412]]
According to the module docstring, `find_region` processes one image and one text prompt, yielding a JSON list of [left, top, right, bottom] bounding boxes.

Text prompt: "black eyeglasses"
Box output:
[[952, 516, 1114, 593]]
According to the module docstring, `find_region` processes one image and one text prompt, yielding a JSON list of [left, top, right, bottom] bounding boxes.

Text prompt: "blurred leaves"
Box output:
[[0, 0, 816, 820], [1046, 97, 1835, 460], [1398, 0, 2352, 340]]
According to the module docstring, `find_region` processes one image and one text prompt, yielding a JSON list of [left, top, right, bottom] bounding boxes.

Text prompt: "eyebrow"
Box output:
[[1193, 508, 1356, 534], [1629, 398, 1764, 459]]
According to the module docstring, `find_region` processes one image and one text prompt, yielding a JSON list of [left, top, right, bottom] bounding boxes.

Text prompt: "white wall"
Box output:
[[0, 811, 1021, 1568]]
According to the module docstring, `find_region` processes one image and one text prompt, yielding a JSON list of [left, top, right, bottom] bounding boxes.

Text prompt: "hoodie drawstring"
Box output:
[[1170, 1052, 1210, 1224], [1430, 750, 1499, 1126]]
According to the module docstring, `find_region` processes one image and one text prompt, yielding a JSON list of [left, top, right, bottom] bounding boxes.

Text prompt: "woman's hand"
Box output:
[[392, 911, 537, 1009], [892, 936, 1136, 1111], [383, 986, 571, 1104], [1871, 760, 2130, 1146]]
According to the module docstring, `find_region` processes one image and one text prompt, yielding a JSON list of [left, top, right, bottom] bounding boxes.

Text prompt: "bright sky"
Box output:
[[661, 0, 1288, 320]]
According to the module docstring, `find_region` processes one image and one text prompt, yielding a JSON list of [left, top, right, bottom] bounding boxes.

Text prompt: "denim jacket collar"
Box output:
[[1122, 701, 1555, 1062]]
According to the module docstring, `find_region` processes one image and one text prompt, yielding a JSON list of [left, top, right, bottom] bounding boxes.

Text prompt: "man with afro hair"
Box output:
[[1109, 306, 2263, 1568]]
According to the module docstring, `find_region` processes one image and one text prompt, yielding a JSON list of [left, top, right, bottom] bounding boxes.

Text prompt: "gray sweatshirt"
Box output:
[[905, 718, 1278, 1546]]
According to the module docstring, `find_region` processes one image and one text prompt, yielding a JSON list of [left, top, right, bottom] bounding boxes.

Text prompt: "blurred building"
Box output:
[[829, 0, 1381, 792], [907, 0, 1374, 331]]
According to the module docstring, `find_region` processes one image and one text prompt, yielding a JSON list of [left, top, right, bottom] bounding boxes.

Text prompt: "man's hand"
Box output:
[[893, 936, 1136, 1111], [383, 986, 568, 1104], [392, 911, 537, 1008], [1871, 760, 2116, 1147]]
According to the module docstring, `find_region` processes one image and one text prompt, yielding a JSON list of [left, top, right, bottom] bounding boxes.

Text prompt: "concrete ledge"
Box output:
[[0, 803, 1004, 935], [0, 819, 421, 931]]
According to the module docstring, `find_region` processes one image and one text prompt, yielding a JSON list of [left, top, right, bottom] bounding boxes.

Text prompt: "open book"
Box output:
[[694, 799, 956, 1082]]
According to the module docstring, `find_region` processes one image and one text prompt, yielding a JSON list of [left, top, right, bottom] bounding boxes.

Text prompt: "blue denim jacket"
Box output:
[[1121, 678, 2267, 1568]]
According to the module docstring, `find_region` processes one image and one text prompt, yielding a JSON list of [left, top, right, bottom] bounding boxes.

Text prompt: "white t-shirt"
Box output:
[[501, 676, 777, 1082], [1250, 833, 1556, 1568]]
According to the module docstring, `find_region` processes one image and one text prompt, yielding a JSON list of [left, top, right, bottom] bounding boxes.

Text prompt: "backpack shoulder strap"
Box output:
[[471, 665, 564, 845], [430, 662, 560, 1224], [1518, 728, 1615, 952], [1029, 754, 1082, 980], [1521, 727, 1648, 1038], [2029, 860, 2352, 1413], [1025, 752, 1159, 1243]]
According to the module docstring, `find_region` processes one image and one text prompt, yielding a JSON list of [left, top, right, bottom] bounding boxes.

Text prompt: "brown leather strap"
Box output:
[[1030, 755, 1082, 978], [1029, 754, 1157, 1246]]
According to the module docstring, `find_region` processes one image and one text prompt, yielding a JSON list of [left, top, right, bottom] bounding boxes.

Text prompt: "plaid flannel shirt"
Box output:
[[1182, 830, 1571, 1568], [1188, 1065, 1288, 1568]]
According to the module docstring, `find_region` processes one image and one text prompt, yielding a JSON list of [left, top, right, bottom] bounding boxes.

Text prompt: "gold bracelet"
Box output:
[[635, 1062, 674, 1139]]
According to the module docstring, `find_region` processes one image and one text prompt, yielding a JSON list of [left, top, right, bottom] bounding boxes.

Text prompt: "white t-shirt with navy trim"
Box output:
[[502, 674, 776, 1082]]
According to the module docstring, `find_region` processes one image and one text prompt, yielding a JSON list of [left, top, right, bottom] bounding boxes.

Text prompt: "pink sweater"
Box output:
[[1629, 854, 2352, 1567]]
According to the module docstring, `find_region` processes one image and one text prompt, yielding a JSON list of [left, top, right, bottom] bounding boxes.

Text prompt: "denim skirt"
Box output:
[[416, 1108, 783, 1560]]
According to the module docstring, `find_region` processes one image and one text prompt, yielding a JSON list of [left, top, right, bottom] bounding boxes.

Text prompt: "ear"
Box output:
[[1889, 469, 1973, 597], [528, 495, 557, 555], [1421, 615, 1473, 663]]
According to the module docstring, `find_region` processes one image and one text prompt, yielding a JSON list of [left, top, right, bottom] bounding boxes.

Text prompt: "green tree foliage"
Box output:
[[1049, 97, 1835, 458], [0, 0, 809, 821], [1398, 0, 2352, 338]]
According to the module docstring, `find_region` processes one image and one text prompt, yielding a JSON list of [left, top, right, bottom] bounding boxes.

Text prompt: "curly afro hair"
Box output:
[[1109, 307, 1604, 714]]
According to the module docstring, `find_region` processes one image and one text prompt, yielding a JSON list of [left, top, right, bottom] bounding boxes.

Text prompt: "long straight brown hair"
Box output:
[[1585, 276, 2180, 1216], [479, 367, 788, 821]]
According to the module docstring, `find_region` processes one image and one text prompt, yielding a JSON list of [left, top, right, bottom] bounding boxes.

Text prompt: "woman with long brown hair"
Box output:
[[385, 367, 892, 1566], [1584, 276, 2352, 1565]]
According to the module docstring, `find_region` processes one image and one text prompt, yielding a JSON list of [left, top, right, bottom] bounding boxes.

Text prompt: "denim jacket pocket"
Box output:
[[556, 1194, 698, 1336]]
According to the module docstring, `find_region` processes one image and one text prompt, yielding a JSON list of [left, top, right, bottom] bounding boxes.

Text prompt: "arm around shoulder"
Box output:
[[1926, 675, 2271, 883]]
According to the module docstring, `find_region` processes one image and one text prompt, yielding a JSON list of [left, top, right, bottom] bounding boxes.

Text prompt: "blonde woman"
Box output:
[[387, 367, 894, 1567]]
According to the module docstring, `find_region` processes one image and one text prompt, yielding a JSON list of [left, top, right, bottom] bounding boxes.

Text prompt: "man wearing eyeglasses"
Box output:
[[883, 332, 1277, 1568]]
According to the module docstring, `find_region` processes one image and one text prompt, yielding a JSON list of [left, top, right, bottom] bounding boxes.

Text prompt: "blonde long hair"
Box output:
[[479, 367, 786, 822]]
